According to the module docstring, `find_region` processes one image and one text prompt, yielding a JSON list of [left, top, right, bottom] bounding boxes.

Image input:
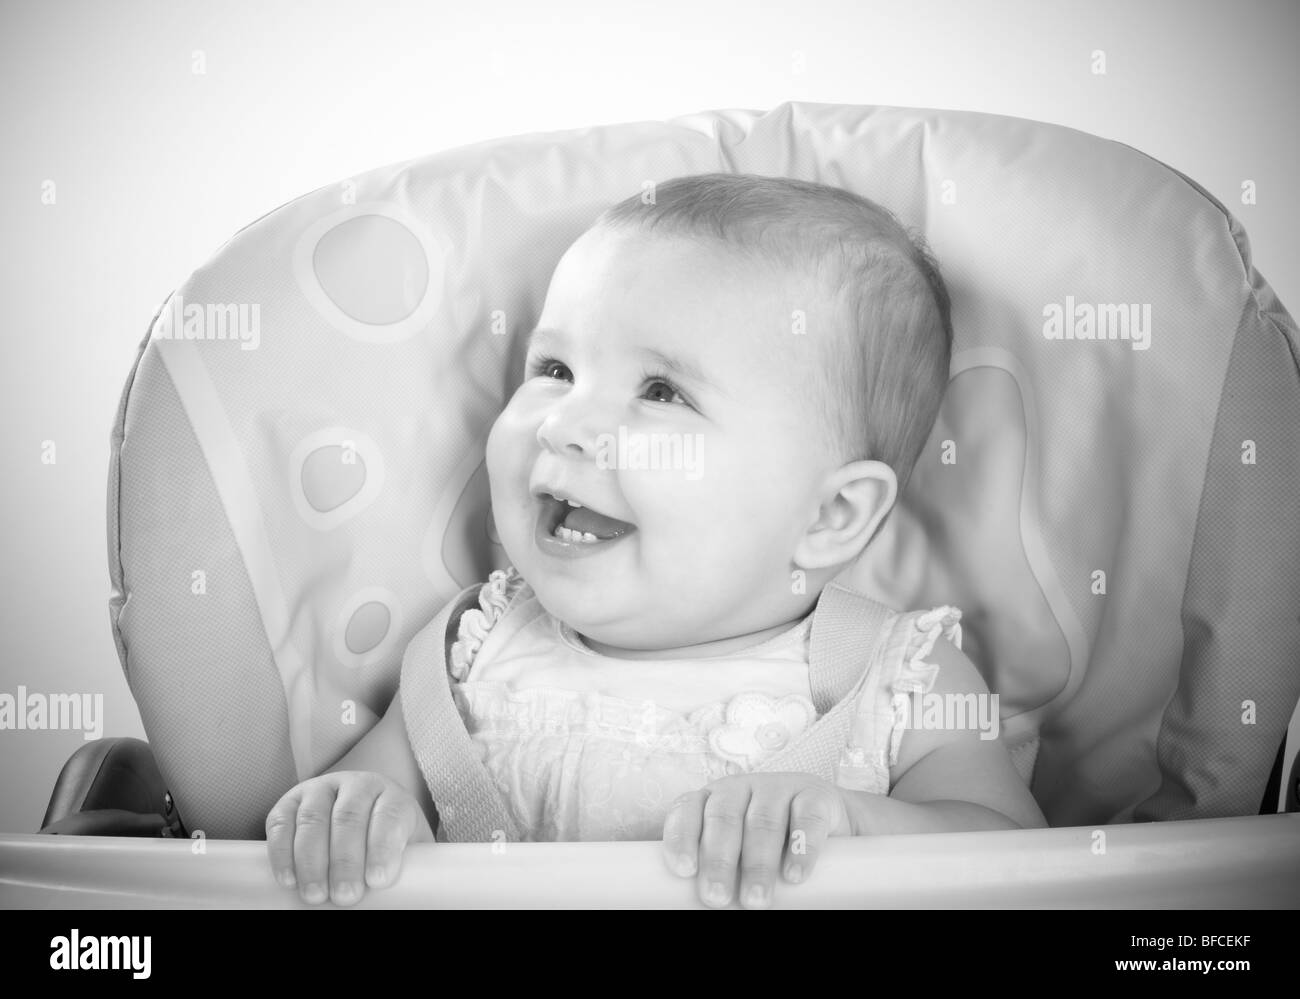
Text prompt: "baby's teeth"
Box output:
[[552, 524, 601, 544]]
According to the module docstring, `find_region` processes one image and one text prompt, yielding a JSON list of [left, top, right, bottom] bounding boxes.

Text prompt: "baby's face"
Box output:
[[486, 225, 839, 652]]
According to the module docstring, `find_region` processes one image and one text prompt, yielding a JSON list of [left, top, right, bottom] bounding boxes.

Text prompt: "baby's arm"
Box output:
[[326, 688, 439, 831], [265, 689, 437, 906], [848, 635, 1046, 835], [661, 636, 1045, 909]]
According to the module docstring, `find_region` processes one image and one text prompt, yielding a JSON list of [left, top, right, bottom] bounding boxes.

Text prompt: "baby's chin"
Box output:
[[524, 574, 678, 650], [526, 572, 623, 627]]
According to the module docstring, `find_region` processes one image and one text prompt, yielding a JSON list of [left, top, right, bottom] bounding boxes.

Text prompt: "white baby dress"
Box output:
[[435, 566, 962, 841]]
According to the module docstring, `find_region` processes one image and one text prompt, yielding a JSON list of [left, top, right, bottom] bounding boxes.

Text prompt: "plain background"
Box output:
[[1, 0, 1297, 834]]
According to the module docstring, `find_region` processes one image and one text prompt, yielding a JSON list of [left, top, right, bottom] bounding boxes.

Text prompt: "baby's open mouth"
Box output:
[[537, 492, 635, 545]]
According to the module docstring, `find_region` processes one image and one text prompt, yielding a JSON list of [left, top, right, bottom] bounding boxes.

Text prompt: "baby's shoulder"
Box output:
[[898, 604, 963, 654], [866, 603, 964, 691], [836, 603, 974, 793]]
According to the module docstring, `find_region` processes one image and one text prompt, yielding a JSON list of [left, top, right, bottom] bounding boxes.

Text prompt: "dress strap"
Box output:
[[399, 583, 522, 844]]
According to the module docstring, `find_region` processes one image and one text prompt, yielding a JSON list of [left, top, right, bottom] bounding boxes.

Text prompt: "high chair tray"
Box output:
[[1, 814, 1296, 909]]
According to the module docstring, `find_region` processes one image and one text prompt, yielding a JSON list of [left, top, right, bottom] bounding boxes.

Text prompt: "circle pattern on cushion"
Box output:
[[345, 601, 391, 655], [313, 214, 429, 324], [288, 428, 385, 531], [292, 202, 445, 343], [301, 444, 367, 513], [333, 587, 403, 669]]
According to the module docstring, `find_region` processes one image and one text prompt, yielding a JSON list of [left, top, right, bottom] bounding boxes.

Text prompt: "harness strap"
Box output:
[[400, 583, 522, 843], [807, 580, 896, 714], [757, 580, 898, 781]]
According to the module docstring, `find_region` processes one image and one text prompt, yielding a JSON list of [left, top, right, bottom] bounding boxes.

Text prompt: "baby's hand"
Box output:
[[265, 771, 433, 906], [661, 773, 852, 910]]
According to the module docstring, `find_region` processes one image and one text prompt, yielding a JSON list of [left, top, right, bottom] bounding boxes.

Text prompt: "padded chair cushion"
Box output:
[[107, 101, 1300, 837]]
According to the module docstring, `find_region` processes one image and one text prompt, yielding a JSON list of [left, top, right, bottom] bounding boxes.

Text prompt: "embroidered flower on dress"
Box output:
[[708, 693, 816, 769]]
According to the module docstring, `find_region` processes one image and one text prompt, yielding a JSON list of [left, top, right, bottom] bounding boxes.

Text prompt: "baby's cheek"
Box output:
[[707, 456, 804, 555], [484, 418, 510, 504], [485, 409, 533, 526], [625, 461, 744, 560], [486, 398, 533, 468]]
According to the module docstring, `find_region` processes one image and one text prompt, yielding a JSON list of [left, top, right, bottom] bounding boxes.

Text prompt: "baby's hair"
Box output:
[[595, 173, 953, 489]]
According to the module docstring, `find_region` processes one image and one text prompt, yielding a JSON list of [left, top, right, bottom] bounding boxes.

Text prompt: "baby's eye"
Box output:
[[529, 357, 572, 382], [643, 378, 688, 406]]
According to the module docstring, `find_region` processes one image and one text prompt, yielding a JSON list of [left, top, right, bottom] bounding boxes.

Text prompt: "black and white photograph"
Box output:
[[0, 0, 1296, 973]]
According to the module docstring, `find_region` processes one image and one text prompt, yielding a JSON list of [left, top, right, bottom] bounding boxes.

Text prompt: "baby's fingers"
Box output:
[[737, 793, 792, 910], [784, 785, 840, 885], [364, 786, 421, 890], [697, 785, 751, 908], [293, 779, 342, 904], [662, 789, 708, 878], [265, 789, 304, 889], [328, 774, 387, 906]]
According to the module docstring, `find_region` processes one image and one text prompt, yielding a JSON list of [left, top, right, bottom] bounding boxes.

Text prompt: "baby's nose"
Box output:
[[535, 401, 602, 457]]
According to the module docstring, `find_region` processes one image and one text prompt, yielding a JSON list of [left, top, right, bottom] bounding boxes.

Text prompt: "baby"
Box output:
[[265, 173, 1046, 908]]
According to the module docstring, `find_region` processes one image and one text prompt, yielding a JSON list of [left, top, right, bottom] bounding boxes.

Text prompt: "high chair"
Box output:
[[24, 103, 1300, 904]]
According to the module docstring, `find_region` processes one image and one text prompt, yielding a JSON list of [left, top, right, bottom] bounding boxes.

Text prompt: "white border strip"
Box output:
[[951, 347, 1090, 728], [156, 337, 314, 780]]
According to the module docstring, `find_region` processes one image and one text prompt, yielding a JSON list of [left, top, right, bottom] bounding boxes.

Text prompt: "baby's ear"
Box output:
[[793, 460, 898, 570]]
